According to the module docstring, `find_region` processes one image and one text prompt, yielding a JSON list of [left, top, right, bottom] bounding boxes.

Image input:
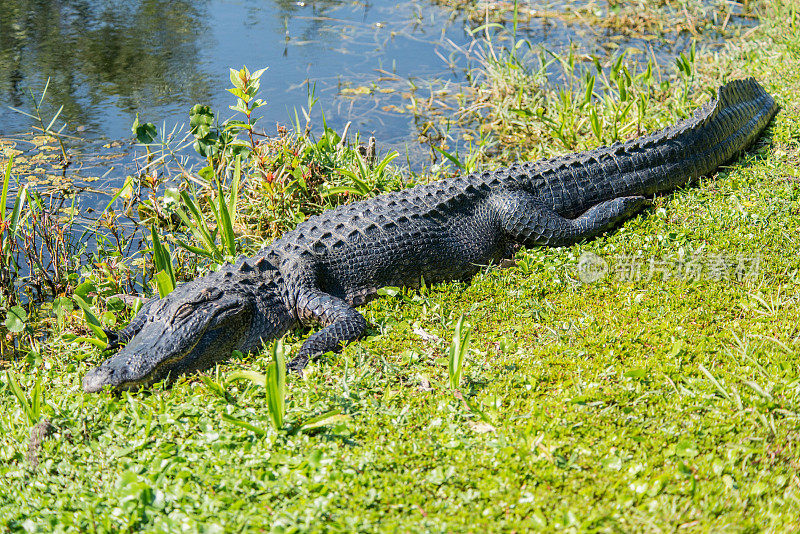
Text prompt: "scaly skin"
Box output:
[[83, 77, 778, 393]]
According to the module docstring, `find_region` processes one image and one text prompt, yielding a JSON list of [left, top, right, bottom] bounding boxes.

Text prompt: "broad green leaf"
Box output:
[[251, 67, 268, 80], [226, 87, 247, 100], [153, 270, 174, 298], [132, 113, 157, 144], [4, 306, 27, 333]]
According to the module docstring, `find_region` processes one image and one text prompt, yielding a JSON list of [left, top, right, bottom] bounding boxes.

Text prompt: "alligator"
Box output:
[[82, 77, 778, 393]]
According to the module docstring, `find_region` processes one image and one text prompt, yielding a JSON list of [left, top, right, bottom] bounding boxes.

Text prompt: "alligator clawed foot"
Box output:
[[286, 355, 309, 376], [103, 329, 121, 352]]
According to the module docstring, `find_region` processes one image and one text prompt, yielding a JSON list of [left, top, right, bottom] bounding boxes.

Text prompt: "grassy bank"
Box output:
[[2, 1, 800, 532]]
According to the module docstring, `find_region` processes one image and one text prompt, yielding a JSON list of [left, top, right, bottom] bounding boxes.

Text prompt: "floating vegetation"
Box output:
[[434, 0, 761, 38]]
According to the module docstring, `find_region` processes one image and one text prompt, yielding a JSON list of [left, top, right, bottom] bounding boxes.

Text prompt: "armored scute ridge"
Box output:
[[83, 78, 779, 393]]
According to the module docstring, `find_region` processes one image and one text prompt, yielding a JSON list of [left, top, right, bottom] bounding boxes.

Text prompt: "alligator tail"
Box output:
[[532, 78, 778, 217], [632, 76, 779, 194]]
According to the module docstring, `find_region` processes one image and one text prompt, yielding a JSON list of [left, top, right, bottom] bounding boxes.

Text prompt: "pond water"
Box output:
[[0, 0, 758, 195]]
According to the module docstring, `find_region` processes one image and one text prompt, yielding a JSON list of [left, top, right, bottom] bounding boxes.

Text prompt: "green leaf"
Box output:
[[73, 282, 96, 301], [73, 294, 108, 346], [5, 371, 37, 425], [226, 87, 247, 100], [153, 270, 174, 298], [131, 113, 139, 135], [150, 226, 175, 289], [376, 287, 400, 297], [299, 409, 351, 431], [583, 75, 595, 107], [189, 105, 215, 140], [227, 370, 267, 388], [1, 154, 13, 225], [228, 156, 241, 225], [175, 238, 214, 259], [177, 192, 219, 260], [200, 374, 228, 400], [136, 123, 158, 145], [590, 108, 602, 142], [433, 145, 465, 170], [53, 296, 73, 329], [676, 439, 699, 458], [103, 176, 134, 214], [375, 151, 399, 176], [4, 306, 27, 333], [321, 186, 366, 198], [216, 179, 237, 258], [265, 340, 287, 429], [222, 120, 250, 132], [73, 336, 109, 349], [624, 368, 646, 379], [448, 315, 471, 389], [197, 165, 215, 183], [222, 414, 267, 437], [229, 68, 245, 91], [132, 113, 157, 144], [251, 67, 268, 80]]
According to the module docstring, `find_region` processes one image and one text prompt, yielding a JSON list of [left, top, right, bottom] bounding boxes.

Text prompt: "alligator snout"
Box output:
[[82, 365, 115, 393]]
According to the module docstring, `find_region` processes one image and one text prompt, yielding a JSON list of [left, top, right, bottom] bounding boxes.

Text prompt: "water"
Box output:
[[0, 0, 758, 191]]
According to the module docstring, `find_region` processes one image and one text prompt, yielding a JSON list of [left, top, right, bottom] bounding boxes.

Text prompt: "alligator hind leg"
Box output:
[[497, 192, 650, 247], [287, 288, 368, 372]]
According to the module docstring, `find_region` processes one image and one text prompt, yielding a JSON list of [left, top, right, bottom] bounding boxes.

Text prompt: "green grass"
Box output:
[[3, 3, 800, 533]]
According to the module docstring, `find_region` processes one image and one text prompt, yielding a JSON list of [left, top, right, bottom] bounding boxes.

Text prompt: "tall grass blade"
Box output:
[[228, 155, 241, 223], [73, 294, 108, 347], [1, 155, 12, 223], [45, 105, 64, 133], [103, 176, 134, 213], [5, 371, 38, 425], [221, 414, 267, 437], [177, 192, 219, 259], [265, 340, 287, 429], [448, 316, 472, 389], [150, 226, 175, 296], [216, 179, 236, 258], [433, 145, 465, 170]]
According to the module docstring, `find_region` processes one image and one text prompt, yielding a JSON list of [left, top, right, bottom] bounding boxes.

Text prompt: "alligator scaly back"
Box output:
[[83, 78, 778, 393]]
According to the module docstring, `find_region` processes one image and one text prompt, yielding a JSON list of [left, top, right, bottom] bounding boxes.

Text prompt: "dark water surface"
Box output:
[[0, 0, 757, 186]]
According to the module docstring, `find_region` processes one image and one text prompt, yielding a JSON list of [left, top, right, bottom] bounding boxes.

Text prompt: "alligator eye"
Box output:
[[175, 303, 194, 320]]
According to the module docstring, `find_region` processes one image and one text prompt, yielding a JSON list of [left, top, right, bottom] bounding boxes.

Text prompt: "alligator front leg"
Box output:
[[497, 192, 650, 247], [287, 288, 368, 372]]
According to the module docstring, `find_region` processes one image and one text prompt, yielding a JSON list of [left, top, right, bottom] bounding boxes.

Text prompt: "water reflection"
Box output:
[[0, 0, 217, 132]]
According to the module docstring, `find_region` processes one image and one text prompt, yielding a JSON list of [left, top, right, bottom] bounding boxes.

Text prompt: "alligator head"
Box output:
[[82, 264, 288, 393]]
